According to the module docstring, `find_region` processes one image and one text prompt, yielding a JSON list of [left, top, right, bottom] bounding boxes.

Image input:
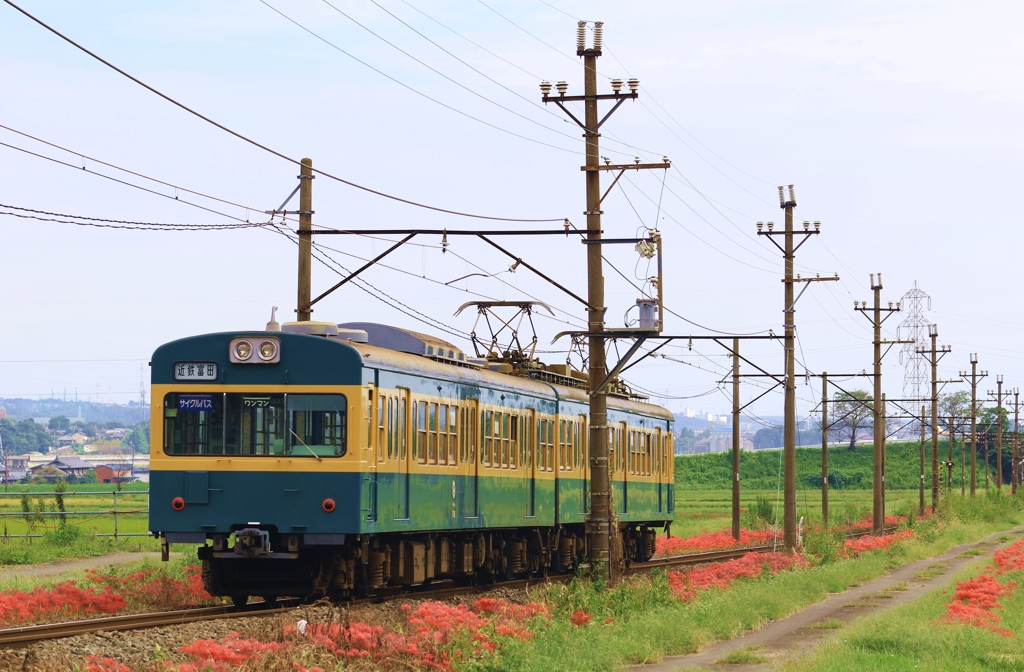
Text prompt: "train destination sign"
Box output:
[[174, 362, 218, 381], [178, 395, 214, 412]]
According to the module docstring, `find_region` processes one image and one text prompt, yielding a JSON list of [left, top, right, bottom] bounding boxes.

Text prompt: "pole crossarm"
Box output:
[[757, 228, 819, 255], [580, 162, 670, 171], [300, 228, 573, 236]]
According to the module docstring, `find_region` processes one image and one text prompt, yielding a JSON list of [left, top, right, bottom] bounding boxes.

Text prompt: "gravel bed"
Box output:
[[13, 585, 539, 671]]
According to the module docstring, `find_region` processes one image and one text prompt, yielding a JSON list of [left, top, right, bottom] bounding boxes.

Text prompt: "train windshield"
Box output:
[[163, 393, 347, 457]]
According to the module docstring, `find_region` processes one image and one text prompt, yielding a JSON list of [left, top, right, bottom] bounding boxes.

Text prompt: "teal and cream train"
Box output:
[[149, 322, 674, 603]]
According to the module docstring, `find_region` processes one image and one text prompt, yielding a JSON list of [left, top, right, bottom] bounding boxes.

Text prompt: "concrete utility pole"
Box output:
[[757, 193, 835, 550], [917, 325, 950, 513], [732, 339, 741, 541], [854, 274, 903, 533], [960, 355, 986, 497], [296, 158, 314, 322], [821, 372, 829, 528], [989, 378, 1008, 491], [541, 22, 665, 582], [919, 405, 926, 514]]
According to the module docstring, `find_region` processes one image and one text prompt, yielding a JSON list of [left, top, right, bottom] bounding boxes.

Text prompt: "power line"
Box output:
[[262, 0, 583, 156], [0, 140, 256, 224], [0, 203, 262, 231], [3, 0, 563, 223]]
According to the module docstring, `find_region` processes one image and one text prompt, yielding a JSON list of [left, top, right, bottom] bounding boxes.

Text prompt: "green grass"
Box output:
[[0, 488, 156, 565], [0, 551, 191, 594], [716, 646, 770, 664], [0, 530, 158, 565], [782, 556, 1024, 671], [676, 440, 985, 492], [802, 618, 845, 630], [476, 492, 1024, 671]]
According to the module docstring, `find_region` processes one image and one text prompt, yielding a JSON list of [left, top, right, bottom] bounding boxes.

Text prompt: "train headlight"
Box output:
[[258, 340, 278, 361], [234, 340, 253, 361]]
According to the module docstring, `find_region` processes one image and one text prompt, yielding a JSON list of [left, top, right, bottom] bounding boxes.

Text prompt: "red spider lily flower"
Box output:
[[570, 610, 593, 627], [666, 552, 808, 602]]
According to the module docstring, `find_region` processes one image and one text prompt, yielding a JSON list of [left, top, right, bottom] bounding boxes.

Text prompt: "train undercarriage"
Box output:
[[197, 522, 667, 606]]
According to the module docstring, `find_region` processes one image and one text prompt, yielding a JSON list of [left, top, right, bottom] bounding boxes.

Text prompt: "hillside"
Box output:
[[674, 440, 982, 491]]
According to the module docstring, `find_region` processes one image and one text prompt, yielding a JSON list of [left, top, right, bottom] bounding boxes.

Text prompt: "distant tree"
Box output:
[[830, 390, 874, 451], [0, 419, 54, 454], [48, 416, 71, 432], [753, 426, 783, 450], [76, 422, 99, 438], [939, 390, 972, 437], [103, 421, 124, 429], [674, 426, 695, 453], [122, 422, 149, 454]]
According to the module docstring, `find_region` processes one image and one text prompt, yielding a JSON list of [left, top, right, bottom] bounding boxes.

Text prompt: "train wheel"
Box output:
[[230, 595, 250, 609], [260, 595, 277, 609]]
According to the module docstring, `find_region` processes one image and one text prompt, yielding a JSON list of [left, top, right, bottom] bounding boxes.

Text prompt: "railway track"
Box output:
[[0, 526, 900, 647]]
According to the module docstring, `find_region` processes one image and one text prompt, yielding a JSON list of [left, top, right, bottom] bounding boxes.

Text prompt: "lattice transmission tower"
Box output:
[[896, 281, 932, 401]]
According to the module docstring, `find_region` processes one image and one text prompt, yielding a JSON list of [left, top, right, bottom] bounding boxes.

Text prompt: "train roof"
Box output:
[[151, 325, 672, 421]]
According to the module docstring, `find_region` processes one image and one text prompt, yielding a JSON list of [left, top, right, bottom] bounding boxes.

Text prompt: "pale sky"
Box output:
[[1, 0, 1022, 424]]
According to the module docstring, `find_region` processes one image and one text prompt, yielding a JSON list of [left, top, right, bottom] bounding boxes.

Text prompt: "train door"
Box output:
[[655, 428, 664, 513], [578, 414, 589, 514], [614, 422, 627, 514], [526, 409, 536, 517], [396, 388, 410, 520], [626, 427, 635, 514], [365, 388, 378, 522], [463, 399, 479, 518]]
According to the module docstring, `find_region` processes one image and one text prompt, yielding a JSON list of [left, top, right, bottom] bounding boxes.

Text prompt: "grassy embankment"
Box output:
[[0, 482, 156, 565], [786, 536, 1024, 670], [671, 440, 979, 537], [484, 491, 1024, 671]]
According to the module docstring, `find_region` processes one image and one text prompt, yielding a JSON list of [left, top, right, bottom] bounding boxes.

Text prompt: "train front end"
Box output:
[[148, 324, 367, 603]]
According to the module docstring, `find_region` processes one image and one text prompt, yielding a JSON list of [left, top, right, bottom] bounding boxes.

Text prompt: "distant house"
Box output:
[[95, 464, 134, 484], [30, 456, 94, 479], [0, 469, 26, 483], [57, 432, 90, 446], [5, 456, 29, 470]]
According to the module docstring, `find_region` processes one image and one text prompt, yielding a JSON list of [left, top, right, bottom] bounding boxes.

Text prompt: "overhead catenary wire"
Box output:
[[2, 0, 564, 223], [0, 203, 262, 231]]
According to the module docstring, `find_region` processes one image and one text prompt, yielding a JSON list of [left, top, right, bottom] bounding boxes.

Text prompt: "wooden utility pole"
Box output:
[[960, 355, 985, 497], [948, 416, 955, 492], [961, 423, 967, 496], [732, 339, 741, 541], [989, 377, 1007, 491], [542, 22, 665, 582], [1014, 389, 1020, 494], [783, 197, 797, 550], [756, 194, 834, 550], [984, 434, 990, 489], [581, 29, 610, 579], [915, 325, 950, 513], [296, 158, 314, 322], [872, 279, 884, 531], [919, 405, 926, 514], [821, 372, 829, 528], [854, 275, 904, 533]]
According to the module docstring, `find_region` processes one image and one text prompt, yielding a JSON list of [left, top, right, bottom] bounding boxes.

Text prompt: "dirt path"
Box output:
[[636, 526, 1023, 671], [0, 552, 179, 579]]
